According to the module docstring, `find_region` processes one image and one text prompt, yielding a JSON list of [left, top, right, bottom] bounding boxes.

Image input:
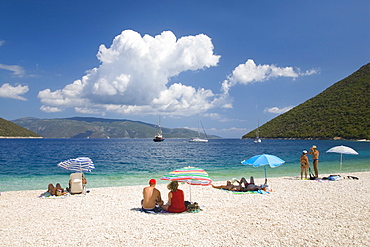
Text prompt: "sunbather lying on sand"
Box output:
[[212, 180, 244, 191], [47, 183, 65, 196], [212, 177, 268, 192], [238, 177, 268, 191]]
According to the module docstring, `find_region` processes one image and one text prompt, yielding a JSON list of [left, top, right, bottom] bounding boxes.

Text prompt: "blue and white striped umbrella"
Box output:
[[57, 157, 95, 173]]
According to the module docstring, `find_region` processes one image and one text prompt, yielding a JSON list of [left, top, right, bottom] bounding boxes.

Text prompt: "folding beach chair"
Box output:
[[69, 172, 86, 194]]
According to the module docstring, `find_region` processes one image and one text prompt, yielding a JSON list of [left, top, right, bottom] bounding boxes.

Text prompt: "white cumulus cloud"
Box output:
[[38, 30, 221, 115], [0, 83, 29, 101], [221, 59, 318, 94], [39, 105, 63, 113], [0, 64, 25, 77], [264, 106, 293, 114]]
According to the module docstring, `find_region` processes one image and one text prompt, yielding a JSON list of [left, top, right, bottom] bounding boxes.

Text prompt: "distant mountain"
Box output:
[[12, 117, 220, 139], [0, 117, 41, 138], [242, 63, 370, 140]]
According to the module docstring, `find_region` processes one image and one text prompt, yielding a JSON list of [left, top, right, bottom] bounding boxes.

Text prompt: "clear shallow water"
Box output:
[[0, 138, 369, 192]]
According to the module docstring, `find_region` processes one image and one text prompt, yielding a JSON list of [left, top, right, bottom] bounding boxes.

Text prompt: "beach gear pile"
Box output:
[[186, 202, 201, 213], [321, 175, 359, 181]]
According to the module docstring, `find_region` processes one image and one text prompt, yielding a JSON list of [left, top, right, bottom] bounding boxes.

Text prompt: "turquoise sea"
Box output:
[[0, 138, 369, 192]]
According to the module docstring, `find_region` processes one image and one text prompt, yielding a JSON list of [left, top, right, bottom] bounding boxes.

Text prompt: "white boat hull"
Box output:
[[254, 138, 261, 143], [189, 137, 208, 142]]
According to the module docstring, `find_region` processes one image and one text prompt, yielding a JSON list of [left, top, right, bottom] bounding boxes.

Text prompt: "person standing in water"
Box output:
[[308, 145, 319, 178]]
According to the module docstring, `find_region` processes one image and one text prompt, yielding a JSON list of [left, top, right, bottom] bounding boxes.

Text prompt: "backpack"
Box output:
[[309, 168, 316, 180]]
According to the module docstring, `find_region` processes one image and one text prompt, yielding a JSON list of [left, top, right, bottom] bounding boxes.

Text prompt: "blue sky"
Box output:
[[0, 1, 369, 138]]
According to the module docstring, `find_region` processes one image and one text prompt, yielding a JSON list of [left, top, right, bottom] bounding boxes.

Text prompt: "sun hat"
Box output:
[[312, 145, 317, 149], [149, 179, 156, 185]]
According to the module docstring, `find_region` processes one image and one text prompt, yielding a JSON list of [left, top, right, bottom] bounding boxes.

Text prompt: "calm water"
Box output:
[[0, 138, 369, 192]]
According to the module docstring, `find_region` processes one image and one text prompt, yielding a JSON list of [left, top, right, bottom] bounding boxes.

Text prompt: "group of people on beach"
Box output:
[[44, 174, 87, 196], [300, 145, 320, 179], [141, 179, 187, 213], [141, 176, 268, 213]]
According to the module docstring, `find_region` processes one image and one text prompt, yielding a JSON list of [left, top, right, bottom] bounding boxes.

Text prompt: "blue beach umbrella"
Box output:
[[241, 154, 285, 179], [57, 157, 95, 173]]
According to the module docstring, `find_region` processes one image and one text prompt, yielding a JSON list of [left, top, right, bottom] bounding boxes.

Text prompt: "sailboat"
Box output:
[[153, 116, 164, 142], [254, 120, 262, 143], [189, 117, 208, 143]]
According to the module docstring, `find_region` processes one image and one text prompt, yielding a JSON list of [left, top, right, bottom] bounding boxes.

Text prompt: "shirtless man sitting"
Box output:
[[141, 179, 164, 213]]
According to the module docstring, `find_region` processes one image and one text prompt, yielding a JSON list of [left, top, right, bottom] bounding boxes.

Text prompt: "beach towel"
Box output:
[[321, 175, 342, 181], [161, 207, 203, 214], [39, 192, 68, 199], [221, 189, 270, 194], [139, 205, 204, 214]]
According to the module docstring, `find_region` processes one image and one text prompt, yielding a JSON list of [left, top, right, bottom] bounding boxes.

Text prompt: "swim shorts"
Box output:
[[141, 206, 162, 213]]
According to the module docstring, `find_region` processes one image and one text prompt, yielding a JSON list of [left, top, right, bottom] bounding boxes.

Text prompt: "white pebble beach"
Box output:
[[1, 171, 369, 247]]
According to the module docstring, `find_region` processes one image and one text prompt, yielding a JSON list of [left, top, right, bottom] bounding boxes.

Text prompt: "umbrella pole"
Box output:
[[340, 153, 343, 173], [189, 184, 192, 202], [264, 166, 267, 179]]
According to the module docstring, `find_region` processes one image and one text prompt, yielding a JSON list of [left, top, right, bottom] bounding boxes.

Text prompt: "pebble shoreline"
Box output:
[[1, 172, 369, 246]]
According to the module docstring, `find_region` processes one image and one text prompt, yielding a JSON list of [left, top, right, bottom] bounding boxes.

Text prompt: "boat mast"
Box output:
[[200, 120, 208, 139], [158, 116, 162, 134]]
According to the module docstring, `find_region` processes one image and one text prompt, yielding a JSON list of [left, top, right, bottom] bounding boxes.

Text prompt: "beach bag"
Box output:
[[309, 168, 316, 180], [186, 202, 200, 212], [184, 201, 191, 208], [327, 175, 341, 181]]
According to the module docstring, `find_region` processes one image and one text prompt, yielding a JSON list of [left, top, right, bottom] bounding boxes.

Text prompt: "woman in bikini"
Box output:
[[47, 183, 65, 196], [212, 180, 243, 191], [300, 150, 310, 179]]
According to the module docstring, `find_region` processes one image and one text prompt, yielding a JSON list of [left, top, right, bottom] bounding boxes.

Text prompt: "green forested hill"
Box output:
[[12, 117, 220, 139], [0, 117, 41, 138], [243, 63, 370, 140]]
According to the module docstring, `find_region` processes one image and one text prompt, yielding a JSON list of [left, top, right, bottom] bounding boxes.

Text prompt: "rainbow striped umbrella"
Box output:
[[161, 166, 212, 185], [161, 166, 212, 202]]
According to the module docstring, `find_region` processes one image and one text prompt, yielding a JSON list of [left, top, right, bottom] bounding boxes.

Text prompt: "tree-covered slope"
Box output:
[[243, 63, 370, 140], [0, 117, 41, 138], [13, 117, 219, 139]]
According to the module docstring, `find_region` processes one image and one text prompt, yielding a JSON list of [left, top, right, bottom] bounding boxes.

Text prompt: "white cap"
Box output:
[[303, 150, 307, 153]]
